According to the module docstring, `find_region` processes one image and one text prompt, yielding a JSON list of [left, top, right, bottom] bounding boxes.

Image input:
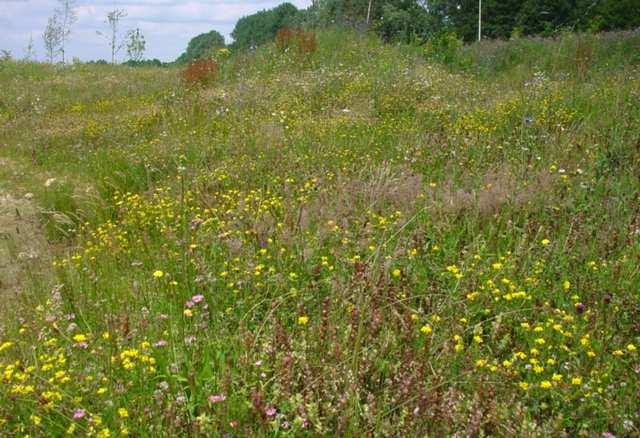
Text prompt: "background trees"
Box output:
[[175, 30, 225, 64], [55, 0, 77, 63], [268, 0, 640, 44], [126, 28, 146, 62], [231, 3, 299, 49], [43, 16, 63, 63]]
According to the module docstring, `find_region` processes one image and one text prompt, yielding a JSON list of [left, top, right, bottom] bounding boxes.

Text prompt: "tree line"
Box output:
[[4, 0, 638, 65], [229, 0, 640, 48], [178, 0, 639, 64]]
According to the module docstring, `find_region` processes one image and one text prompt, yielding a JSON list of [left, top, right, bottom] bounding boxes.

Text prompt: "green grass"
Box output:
[[0, 29, 639, 436]]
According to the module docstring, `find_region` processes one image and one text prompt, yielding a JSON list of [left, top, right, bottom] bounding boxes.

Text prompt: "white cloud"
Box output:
[[0, 0, 312, 61]]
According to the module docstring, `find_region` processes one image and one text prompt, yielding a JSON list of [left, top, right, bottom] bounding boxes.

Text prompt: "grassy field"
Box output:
[[1, 29, 639, 436]]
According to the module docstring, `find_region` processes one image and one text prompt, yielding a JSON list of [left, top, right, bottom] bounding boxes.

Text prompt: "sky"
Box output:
[[0, 0, 313, 62]]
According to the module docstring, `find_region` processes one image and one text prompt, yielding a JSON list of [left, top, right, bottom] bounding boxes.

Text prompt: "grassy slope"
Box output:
[[0, 29, 639, 436]]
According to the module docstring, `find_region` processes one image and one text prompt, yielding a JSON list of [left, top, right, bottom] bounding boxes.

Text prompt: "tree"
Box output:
[[376, 1, 432, 42], [55, 0, 77, 63], [126, 28, 146, 62], [231, 3, 299, 49], [176, 30, 225, 64], [587, 0, 640, 32], [97, 9, 127, 64], [24, 34, 36, 61], [43, 15, 63, 63]]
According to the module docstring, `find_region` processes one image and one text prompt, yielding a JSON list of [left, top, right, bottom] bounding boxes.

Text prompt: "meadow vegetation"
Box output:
[[0, 28, 639, 436]]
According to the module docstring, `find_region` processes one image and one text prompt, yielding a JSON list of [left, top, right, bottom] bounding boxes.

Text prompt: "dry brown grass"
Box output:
[[181, 59, 219, 86], [275, 28, 318, 56], [0, 190, 50, 324], [431, 169, 555, 217]]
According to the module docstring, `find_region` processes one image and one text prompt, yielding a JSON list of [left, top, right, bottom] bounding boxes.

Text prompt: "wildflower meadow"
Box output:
[[0, 29, 639, 436]]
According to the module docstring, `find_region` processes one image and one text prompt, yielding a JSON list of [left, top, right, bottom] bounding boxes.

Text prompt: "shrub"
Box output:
[[180, 59, 218, 86], [275, 27, 317, 55], [424, 31, 469, 68]]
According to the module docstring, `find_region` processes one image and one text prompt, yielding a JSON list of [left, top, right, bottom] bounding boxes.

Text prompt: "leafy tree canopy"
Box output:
[[231, 3, 299, 49], [176, 30, 225, 64]]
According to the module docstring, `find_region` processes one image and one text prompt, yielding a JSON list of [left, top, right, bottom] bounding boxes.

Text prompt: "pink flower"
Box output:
[[185, 300, 195, 308], [265, 406, 277, 418], [192, 294, 205, 303], [208, 394, 226, 404], [154, 339, 168, 347], [73, 409, 86, 420]]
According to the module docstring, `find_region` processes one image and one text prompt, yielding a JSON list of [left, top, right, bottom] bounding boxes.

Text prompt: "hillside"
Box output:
[[1, 29, 639, 436]]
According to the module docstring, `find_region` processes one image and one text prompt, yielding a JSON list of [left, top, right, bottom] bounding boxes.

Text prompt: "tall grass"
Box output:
[[0, 29, 639, 436]]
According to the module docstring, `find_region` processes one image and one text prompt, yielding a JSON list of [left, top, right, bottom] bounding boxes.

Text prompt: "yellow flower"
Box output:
[[183, 309, 193, 317], [117, 408, 128, 418], [563, 280, 571, 290], [0, 342, 13, 353], [627, 344, 637, 352], [30, 415, 41, 425], [153, 270, 164, 279], [539, 380, 552, 389], [72, 334, 87, 343], [392, 269, 401, 278], [571, 376, 582, 385], [297, 315, 309, 326], [612, 350, 624, 357], [420, 324, 432, 335], [552, 373, 563, 382], [541, 239, 551, 246], [518, 381, 529, 391], [491, 263, 502, 270], [97, 429, 111, 438]]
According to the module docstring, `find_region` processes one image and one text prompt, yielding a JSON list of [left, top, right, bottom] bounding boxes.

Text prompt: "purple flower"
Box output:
[[192, 294, 205, 304], [185, 300, 195, 308], [575, 302, 586, 314], [208, 394, 226, 404], [265, 406, 277, 418], [73, 409, 86, 420]]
